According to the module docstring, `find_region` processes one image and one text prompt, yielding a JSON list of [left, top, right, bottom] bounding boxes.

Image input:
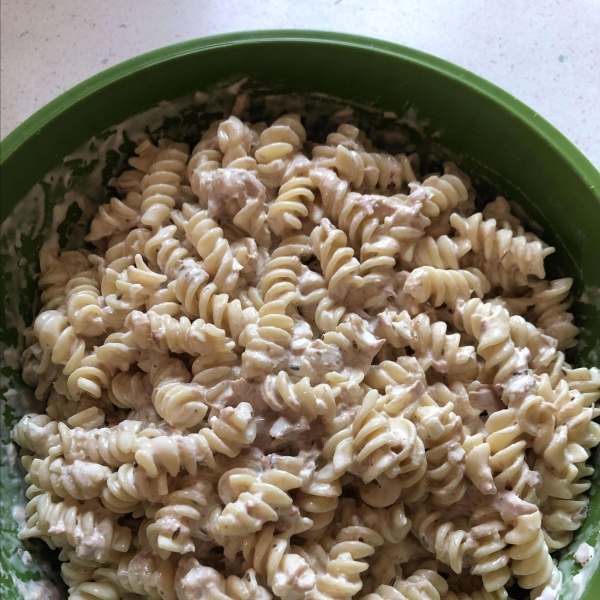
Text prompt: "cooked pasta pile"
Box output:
[[12, 113, 600, 600]]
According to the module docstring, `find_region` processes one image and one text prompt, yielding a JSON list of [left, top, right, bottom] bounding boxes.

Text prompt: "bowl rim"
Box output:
[[0, 29, 599, 199]]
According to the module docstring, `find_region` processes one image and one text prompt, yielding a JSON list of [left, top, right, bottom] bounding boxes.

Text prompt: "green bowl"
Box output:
[[1, 30, 599, 599]]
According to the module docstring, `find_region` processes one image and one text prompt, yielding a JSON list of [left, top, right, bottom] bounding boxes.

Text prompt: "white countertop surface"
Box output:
[[1, 0, 599, 168]]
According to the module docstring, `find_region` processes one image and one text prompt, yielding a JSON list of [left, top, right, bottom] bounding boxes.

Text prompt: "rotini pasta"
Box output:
[[134, 402, 256, 475], [403, 267, 490, 307], [450, 210, 554, 279], [217, 462, 304, 537], [237, 524, 315, 599], [21, 492, 132, 561], [140, 146, 189, 229], [255, 113, 306, 189], [11, 110, 598, 600], [311, 218, 365, 301], [176, 559, 271, 600], [312, 123, 418, 192], [126, 309, 234, 356]]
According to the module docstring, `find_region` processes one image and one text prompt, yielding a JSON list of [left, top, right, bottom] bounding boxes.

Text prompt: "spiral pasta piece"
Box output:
[[33, 309, 87, 376], [107, 369, 153, 412], [241, 254, 300, 379], [310, 525, 383, 600], [453, 299, 516, 380], [134, 402, 256, 477], [100, 548, 178, 600], [468, 508, 511, 593], [59, 547, 99, 588], [198, 287, 257, 343], [450, 211, 554, 279], [12, 413, 62, 457], [166, 256, 256, 342], [268, 175, 316, 235], [417, 167, 469, 218], [100, 462, 167, 513], [255, 114, 306, 189], [144, 224, 190, 279], [310, 218, 365, 301], [127, 139, 158, 172], [322, 314, 385, 378], [204, 168, 271, 247], [86, 192, 143, 242], [536, 422, 593, 499], [473, 409, 540, 502], [312, 123, 418, 192], [64, 357, 111, 406], [239, 524, 316, 599], [364, 569, 449, 600], [527, 278, 579, 350], [141, 352, 208, 428], [126, 309, 233, 356], [415, 402, 466, 506], [338, 499, 412, 544], [411, 507, 475, 574], [104, 228, 152, 269], [145, 478, 214, 558], [541, 495, 589, 551], [508, 315, 559, 374], [298, 266, 347, 333], [296, 464, 342, 539], [21, 492, 132, 562], [23, 455, 111, 500], [38, 242, 91, 311], [65, 330, 140, 401], [261, 371, 337, 422], [59, 420, 141, 467], [189, 120, 223, 195], [378, 310, 477, 377], [176, 559, 272, 600], [364, 357, 426, 413], [411, 234, 472, 270], [217, 116, 256, 166], [177, 203, 242, 293], [100, 255, 168, 328], [346, 389, 419, 484], [404, 267, 490, 307], [65, 268, 105, 337], [505, 511, 556, 595], [217, 463, 304, 537], [191, 350, 240, 405], [241, 300, 297, 379], [140, 147, 189, 229]]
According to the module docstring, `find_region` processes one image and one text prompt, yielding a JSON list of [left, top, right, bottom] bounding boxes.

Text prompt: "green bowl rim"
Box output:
[[1, 29, 599, 201]]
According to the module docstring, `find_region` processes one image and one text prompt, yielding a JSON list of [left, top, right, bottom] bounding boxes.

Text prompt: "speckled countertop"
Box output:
[[1, 0, 599, 168]]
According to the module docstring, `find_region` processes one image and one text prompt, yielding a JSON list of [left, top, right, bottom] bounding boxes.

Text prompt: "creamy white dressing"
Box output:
[[14, 578, 61, 600], [558, 524, 600, 600], [580, 286, 600, 311], [17, 550, 32, 567], [574, 542, 595, 566]]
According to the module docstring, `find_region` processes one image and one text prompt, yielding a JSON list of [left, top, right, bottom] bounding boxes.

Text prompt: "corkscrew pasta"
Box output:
[[10, 112, 599, 600]]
